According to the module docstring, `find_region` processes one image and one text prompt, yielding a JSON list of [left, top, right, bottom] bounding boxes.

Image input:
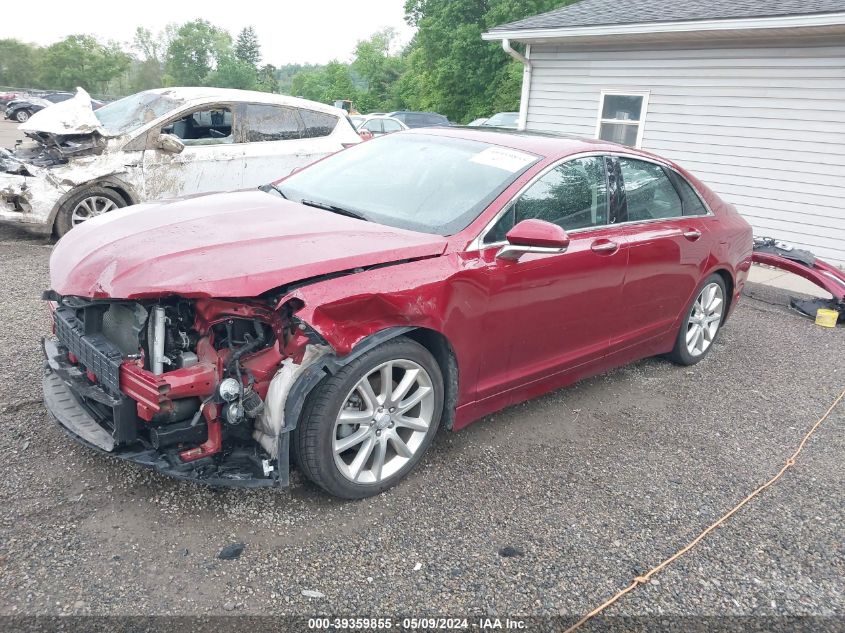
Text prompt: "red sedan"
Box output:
[[43, 128, 753, 498]]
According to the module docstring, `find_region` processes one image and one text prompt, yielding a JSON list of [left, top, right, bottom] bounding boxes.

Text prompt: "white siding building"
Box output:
[[484, 0, 845, 266]]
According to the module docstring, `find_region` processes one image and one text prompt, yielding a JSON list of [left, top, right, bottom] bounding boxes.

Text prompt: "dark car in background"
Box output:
[[4, 92, 104, 123], [0, 91, 28, 107], [387, 110, 451, 128]]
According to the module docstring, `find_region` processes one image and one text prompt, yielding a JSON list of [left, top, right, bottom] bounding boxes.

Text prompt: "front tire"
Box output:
[[14, 109, 30, 123], [54, 187, 126, 237], [667, 274, 727, 366], [293, 336, 444, 499]]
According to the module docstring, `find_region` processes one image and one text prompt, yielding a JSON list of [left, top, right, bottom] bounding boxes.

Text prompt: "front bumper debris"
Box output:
[[42, 337, 280, 488], [752, 237, 845, 323]]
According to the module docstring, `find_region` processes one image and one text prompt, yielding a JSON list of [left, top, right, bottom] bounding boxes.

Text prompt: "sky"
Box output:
[[1, 0, 416, 65]]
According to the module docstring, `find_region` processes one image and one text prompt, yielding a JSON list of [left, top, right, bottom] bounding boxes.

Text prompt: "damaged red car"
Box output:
[[43, 128, 753, 498]]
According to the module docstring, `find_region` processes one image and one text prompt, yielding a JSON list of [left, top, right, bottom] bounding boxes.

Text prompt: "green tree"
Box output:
[[291, 61, 358, 105], [234, 26, 261, 67], [257, 64, 280, 93], [164, 19, 231, 86], [401, 0, 571, 122], [129, 27, 167, 92], [0, 39, 42, 88], [207, 52, 258, 89], [352, 29, 405, 112], [275, 63, 321, 95], [38, 35, 130, 93]]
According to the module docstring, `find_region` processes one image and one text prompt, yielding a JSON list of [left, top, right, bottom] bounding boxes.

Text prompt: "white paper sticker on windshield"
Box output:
[[470, 147, 536, 172]]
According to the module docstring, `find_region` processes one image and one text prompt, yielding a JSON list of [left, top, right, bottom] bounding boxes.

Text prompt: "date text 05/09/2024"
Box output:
[[307, 617, 528, 630]]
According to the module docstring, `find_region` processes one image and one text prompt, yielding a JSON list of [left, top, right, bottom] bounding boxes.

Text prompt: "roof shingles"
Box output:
[[490, 0, 845, 32]]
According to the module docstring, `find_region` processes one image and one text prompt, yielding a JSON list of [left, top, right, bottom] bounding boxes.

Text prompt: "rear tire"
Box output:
[[667, 274, 727, 366], [54, 187, 126, 237], [293, 336, 443, 499]]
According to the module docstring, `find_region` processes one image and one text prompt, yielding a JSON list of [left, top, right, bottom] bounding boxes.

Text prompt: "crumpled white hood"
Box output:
[[18, 88, 108, 136]]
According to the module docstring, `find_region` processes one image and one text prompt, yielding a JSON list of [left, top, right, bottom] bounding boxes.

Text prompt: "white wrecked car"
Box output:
[[0, 87, 361, 236]]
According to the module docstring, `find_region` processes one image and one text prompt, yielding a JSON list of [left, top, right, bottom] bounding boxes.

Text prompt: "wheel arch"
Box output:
[[47, 176, 141, 233], [710, 267, 735, 322], [284, 325, 459, 435], [404, 327, 459, 431]]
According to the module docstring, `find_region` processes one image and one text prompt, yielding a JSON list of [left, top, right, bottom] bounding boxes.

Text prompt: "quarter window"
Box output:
[[485, 156, 608, 243], [670, 174, 709, 216], [244, 104, 302, 142], [300, 110, 338, 138], [618, 158, 682, 222], [596, 92, 649, 148]]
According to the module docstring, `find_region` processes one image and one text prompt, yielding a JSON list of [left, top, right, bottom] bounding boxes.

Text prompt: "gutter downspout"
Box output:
[[501, 39, 532, 131]]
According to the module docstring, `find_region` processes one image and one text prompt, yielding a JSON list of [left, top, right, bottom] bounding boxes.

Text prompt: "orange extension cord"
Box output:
[[563, 385, 845, 633]]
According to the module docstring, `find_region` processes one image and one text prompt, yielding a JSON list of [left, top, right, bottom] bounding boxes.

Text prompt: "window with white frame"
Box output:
[[595, 91, 649, 148]]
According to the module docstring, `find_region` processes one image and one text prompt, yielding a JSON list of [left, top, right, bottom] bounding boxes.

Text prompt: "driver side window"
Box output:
[[485, 156, 608, 244], [162, 107, 233, 146]]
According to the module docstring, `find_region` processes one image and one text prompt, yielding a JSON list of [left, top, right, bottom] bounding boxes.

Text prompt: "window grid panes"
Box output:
[[597, 93, 647, 148]]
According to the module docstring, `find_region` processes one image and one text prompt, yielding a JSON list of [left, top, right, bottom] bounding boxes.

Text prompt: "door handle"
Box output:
[[682, 229, 702, 241], [591, 239, 619, 254]]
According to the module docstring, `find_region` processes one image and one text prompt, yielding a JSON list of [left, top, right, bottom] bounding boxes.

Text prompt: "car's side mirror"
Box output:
[[156, 133, 185, 154], [496, 219, 570, 261]]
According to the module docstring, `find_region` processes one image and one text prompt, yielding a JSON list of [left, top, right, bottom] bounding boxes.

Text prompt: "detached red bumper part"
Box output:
[[752, 237, 845, 323]]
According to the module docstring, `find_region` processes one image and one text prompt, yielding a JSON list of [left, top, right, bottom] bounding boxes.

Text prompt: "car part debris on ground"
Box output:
[[752, 237, 845, 324]]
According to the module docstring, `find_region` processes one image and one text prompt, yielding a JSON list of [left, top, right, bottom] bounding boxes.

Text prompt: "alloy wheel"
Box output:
[[333, 359, 435, 484], [686, 282, 724, 357], [70, 196, 119, 225]]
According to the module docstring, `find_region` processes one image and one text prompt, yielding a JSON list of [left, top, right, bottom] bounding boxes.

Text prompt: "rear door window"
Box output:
[[243, 104, 303, 142], [300, 109, 338, 138], [618, 157, 683, 222]]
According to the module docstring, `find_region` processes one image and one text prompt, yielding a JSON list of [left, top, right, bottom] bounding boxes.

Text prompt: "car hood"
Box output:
[[19, 88, 107, 136], [50, 190, 449, 299]]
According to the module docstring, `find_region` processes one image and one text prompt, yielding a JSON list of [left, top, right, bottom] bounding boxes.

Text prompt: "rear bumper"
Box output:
[[43, 337, 280, 488]]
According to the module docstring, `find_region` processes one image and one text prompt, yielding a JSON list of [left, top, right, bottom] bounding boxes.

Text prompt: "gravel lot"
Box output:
[[0, 119, 24, 149], [0, 214, 843, 627]]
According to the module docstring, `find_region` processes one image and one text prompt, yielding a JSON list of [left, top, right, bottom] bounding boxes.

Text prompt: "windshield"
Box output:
[[94, 91, 186, 135], [276, 133, 539, 235], [483, 112, 519, 128]]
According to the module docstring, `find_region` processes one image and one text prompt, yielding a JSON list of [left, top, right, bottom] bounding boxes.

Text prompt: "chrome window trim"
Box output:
[[467, 150, 713, 252]]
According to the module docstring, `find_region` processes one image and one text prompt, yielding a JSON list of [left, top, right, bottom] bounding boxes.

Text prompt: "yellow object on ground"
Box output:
[[815, 308, 839, 328]]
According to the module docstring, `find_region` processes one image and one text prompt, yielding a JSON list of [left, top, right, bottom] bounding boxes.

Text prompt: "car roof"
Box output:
[[405, 126, 665, 162], [389, 111, 448, 117], [141, 87, 344, 117]]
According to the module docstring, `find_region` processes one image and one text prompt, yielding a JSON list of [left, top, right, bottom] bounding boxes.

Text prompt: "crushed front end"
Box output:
[[42, 294, 309, 487]]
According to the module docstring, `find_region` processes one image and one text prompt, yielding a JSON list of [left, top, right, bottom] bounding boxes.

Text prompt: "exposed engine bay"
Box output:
[[43, 293, 316, 486], [1, 133, 106, 176]]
